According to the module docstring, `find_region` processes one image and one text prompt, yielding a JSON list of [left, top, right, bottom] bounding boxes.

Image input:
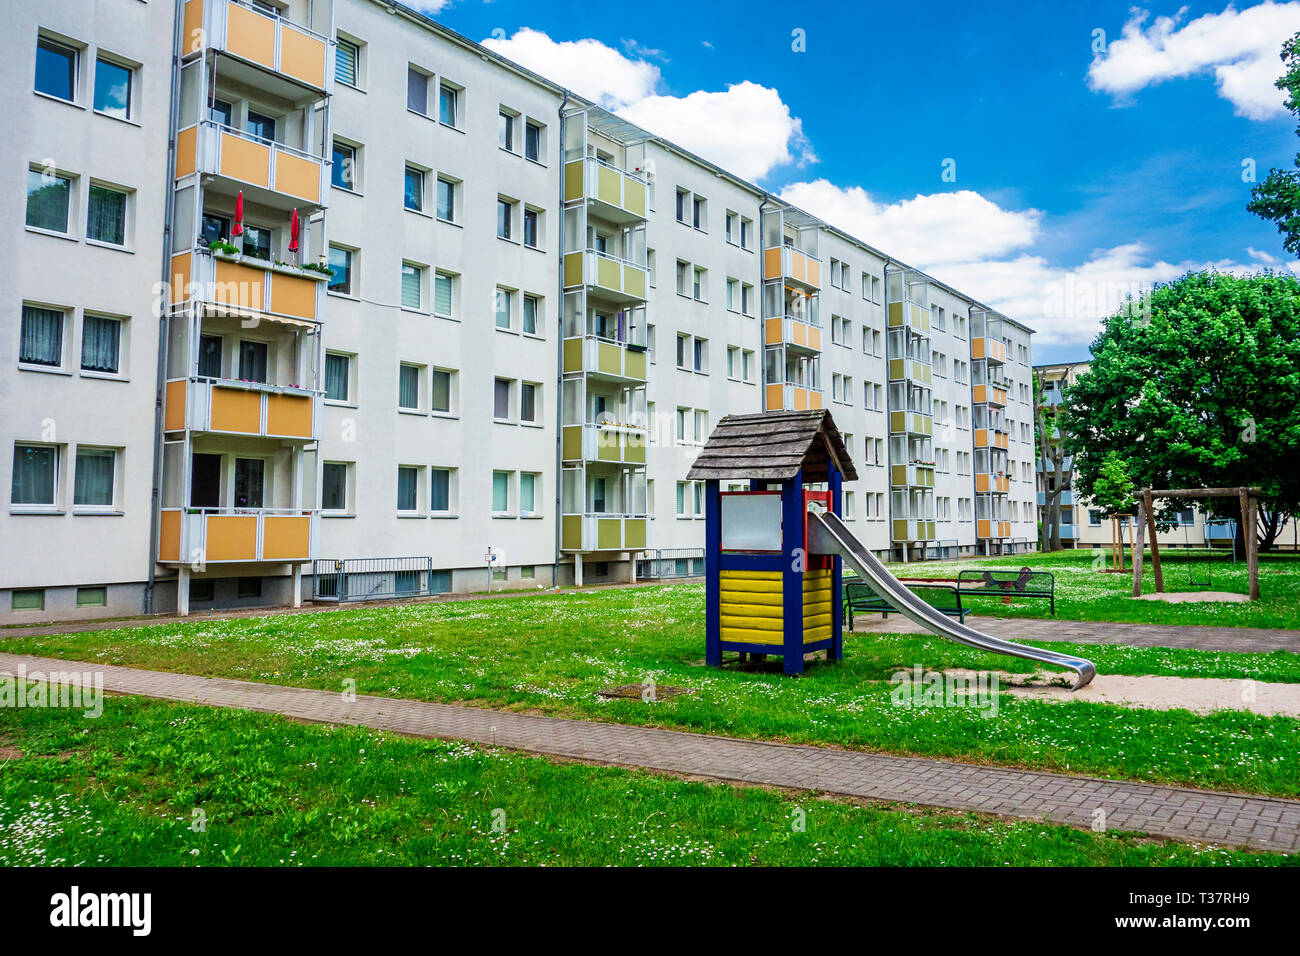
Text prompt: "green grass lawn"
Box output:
[[880, 547, 1300, 629], [5, 582, 1299, 797], [0, 696, 1289, 867]]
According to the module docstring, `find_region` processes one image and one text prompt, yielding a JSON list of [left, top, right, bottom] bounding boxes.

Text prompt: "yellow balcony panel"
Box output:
[[158, 509, 182, 562], [764, 383, 783, 411], [273, 150, 321, 204], [623, 264, 646, 299], [570, 157, 649, 222], [266, 392, 314, 439], [269, 270, 319, 321], [563, 336, 647, 384], [209, 386, 262, 434], [164, 380, 187, 432], [175, 126, 197, 179], [205, 514, 258, 562], [561, 515, 582, 551], [179, 380, 318, 441], [224, 1, 276, 69], [170, 253, 193, 305], [220, 131, 271, 189], [262, 514, 311, 561], [561, 425, 583, 462], [278, 24, 327, 90], [563, 514, 648, 553], [563, 160, 584, 203], [763, 245, 821, 291], [182, 0, 204, 56]]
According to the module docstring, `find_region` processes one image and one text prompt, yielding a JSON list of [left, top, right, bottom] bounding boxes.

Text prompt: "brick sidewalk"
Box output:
[[1, 652, 1296, 853]]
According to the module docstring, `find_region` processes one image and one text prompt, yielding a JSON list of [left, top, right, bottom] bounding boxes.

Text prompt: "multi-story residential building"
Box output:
[[3, 0, 1038, 623]]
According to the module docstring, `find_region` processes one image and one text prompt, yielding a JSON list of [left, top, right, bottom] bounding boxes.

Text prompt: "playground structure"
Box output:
[[689, 410, 1096, 687], [1131, 487, 1261, 600]]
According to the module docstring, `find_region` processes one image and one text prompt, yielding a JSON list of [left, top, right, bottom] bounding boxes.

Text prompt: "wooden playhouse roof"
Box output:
[[685, 409, 858, 483]]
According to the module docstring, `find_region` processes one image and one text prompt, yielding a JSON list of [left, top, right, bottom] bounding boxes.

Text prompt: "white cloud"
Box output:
[[1087, 2, 1300, 120], [481, 29, 811, 181]]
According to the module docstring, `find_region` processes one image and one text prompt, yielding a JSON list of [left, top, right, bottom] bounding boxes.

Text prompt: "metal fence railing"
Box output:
[[635, 548, 705, 580], [311, 557, 450, 603]]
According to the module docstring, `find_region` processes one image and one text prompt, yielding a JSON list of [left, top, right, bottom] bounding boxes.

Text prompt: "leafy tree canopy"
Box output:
[[1248, 32, 1300, 255]]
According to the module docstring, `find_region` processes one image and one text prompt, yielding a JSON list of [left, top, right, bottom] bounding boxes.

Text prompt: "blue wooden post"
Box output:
[[828, 463, 844, 663], [781, 469, 805, 675], [704, 478, 721, 667]]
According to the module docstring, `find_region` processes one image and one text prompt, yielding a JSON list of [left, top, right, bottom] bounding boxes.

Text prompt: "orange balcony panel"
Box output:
[[164, 380, 187, 432], [763, 247, 782, 281], [209, 386, 261, 433], [806, 258, 820, 288], [224, 1, 276, 70], [205, 514, 258, 561], [765, 383, 783, 410], [792, 387, 808, 411], [269, 271, 317, 320], [809, 390, 823, 410], [182, 0, 203, 56], [262, 515, 311, 561], [279, 27, 327, 89], [790, 251, 807, 283], [267, 393, 313, 438], [273, 150, 321, 204], [170, 253, 192, 304], [213, 260, 265, 311], [158, 510, 182, 562], [175, 126, 197, 179], [220, 132, 271, 189], [764, 318, 782, 346], [792, 322, 807, 348], [807, 326, 821, 351]]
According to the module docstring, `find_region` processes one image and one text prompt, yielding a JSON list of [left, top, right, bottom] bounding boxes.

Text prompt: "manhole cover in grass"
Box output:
[[598, 683, 693, 701]]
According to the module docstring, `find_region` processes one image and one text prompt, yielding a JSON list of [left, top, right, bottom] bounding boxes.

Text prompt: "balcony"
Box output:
[[560, 513, 647, 553], [562, 335, 648, 384], [891, 463, 935, 488], [158, 508, 316, 564], [892, 519, 936, 543], [182, 0, 331, 93], [974, 428, 1009, 450], [563, 157, 648, 223], [888, 301, 931, 333], [164, 379, 317, 441], [764, 315, 822, 353], [175, 121, 327, 209], [1037, 454, 1073, 473], [888, 357, 932, 384], [563, 250, 648, 304], [889, 411, 934, 436], [973, 383, 1008, 407], [561, 424, 647, 466], [764, 383, 823, 412], [169, 250, 327, 323], [977, 473, 1011, 494], [762, 245, 821, 291], [977, 519, 1011, 539], [1038, 489, 1076, 506], [972, 337, 1007, 364]]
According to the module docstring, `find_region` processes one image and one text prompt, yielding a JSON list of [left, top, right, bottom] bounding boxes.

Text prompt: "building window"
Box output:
[[438, 82, 459, 126], [397, 466, 419, 512], [80, 315, 121, 374], [76, 586, 107, 607], [523, 207, 539, 248], [520, 472, 538, 515], [238, 340, 268, 383], [236, 577, 262, 599], [35, 37, 77, 102], [436, 177, 456, 221], [492, 471, 511, 514], [426, 467, 451, 514], [520, 382, 538, 424], [693, 337, 707, 372], [498, 110, 515, 151], [12, 444, 58, 507], [246, 109, 276, 144], [403, 165, 424, 212], [523, 294, 539, 335], [12, 589, 45, 611], [19, 305, 65, 367], [328, 245, 353, 295], [693, 267, 706, 302], [324, 353, 350, 402], [407, 66, 429, 115], [322, 462, 348, 512], [198, 334, 222, 378], [495, 288, 512, 330], [86, 184, 127, 246], [73, 447, 115, 508], [234, 458, 264, 508], [93, 57, 132, 119], [675, 188, 688, 223], [398, 364, 421, 411], [401, 262, 423, 310], [497, 198, 514, 240], [525, 121, 542, 161], [433, 271, 455, 317], [332, 140, 356, 190], [431, 369, 453, 413], [335, 37, 359, 86], [493, 378, 512, 420], [692, 195, 706, 230], [26, 168, 72, 233]]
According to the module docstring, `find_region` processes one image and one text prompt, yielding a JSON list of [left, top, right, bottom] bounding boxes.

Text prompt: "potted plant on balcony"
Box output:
[[209, 239, 241, 259]]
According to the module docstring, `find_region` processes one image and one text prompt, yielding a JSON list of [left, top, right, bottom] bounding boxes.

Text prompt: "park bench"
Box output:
[[843, 580, 970, 629], [956, 567, 1055, 615]]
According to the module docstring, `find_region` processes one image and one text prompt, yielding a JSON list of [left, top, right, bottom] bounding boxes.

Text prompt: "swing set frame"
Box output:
[[1130, 487, 1261, 601]]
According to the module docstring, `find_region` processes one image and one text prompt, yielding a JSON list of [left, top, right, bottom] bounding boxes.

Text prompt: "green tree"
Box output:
[[1064, 271, 1300, 554], [1248, 32, 1300, 256], [1090, 452, 1136, 517]]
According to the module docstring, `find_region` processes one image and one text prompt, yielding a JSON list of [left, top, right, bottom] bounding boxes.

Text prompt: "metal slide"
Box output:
[[809, 511, 1096, 689]]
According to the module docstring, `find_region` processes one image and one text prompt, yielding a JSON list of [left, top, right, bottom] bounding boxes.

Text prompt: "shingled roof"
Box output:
[[685, 409, 858, 483]]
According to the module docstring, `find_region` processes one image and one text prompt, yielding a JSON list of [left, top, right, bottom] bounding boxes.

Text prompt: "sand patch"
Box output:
[[1133, 590, 1250, 603], [945, 669, 1300, 717]]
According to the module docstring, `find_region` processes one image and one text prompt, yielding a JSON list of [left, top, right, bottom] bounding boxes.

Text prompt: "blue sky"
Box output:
[[421, 0, 1300, 363]]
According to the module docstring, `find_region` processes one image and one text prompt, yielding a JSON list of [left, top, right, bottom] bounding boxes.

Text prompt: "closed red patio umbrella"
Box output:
[[288, 208, 300, 256], [231, 190, 244, 237]]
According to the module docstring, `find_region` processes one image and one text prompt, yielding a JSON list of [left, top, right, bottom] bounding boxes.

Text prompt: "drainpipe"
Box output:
[[968, 304, 982, 557], [554, 90, 569, 586], [145, 1, 186, 615], [881, 259, 897, 562]]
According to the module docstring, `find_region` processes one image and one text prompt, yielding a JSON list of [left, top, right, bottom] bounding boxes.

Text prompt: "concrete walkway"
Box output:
[[1, 652, 1296, 854]]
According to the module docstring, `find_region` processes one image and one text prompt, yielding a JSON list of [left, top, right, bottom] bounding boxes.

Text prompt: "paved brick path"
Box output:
[[856, 614, 1300, 654], [1, 652, 1296, 853]]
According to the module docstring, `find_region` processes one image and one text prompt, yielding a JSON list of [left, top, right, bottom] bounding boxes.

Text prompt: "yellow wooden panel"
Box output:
[[720, 568, 783, 584], [563, 161, 584, 203], [175, 126, 197, 179], [225, 2, 275, 69], [720, 588, 782, 605], [205, 514, 257, 562], [164, 380, 187, 432], [263, 515, 310, 560], [220, 131, 271, 188], [563, 252, 584, 287], [270, 271, 316, 319], [597, 518, 621, 550], [624, 180, 646, 217], [182, 0, 204, 56], [158, 510, 181, 562], [763, 247, 781, 281], [171, 253, 192, 304], [720, 613, 783, 631], [213, 260, 265, 311], [273, 150, 321, 203], [210, 386, 261, 434], [267, 393, 313, 438], [721, 627, 784, 646], [279, 27, 326, 88]]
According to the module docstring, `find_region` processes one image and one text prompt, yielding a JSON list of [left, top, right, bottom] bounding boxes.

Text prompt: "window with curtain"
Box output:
[[439, 83, 457, 126], [324, 353, 349, 402], [35, 37, 77, 101], [494, 289, 511, 329], [498, 111, 514, 151], [238, 340, 268, 383], [496, 199, 512, 239], [407, 67, 428, 114], [523, 208, 538, 247], [11, 445, 57, 506], [430, 469, 450, 512], [397, 466, 418, 511], [73, 448, 115, 507], [246, 110, 276, 144], [493, 379, 511, 419], [80, 315, 120, 373], [404, 166, 423, 211], [492, 471, 510, 513], [520, 383, 537, 423], [19, 305, 64, 367], [93, 57, 131, 119], [431, 369, 452, 413], [26, 169, 71, 233], [322, 462, 347, 511], [520, 473, 536, 514], [398, 365, 420, 410], [234, 458, 264, 508], [525, 122, 541, 161], [241, 224, 271, 260], [401, 263, 422, 309], [437, 178, 455, 221], [434, 272, 453, 315], [335, 39, 359, 86], [522, 295, 538, 335], [198, 334, 223, 378]]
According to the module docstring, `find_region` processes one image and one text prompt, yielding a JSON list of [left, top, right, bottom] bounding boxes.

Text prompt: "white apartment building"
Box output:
[[2, 0, 1037, 623]]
